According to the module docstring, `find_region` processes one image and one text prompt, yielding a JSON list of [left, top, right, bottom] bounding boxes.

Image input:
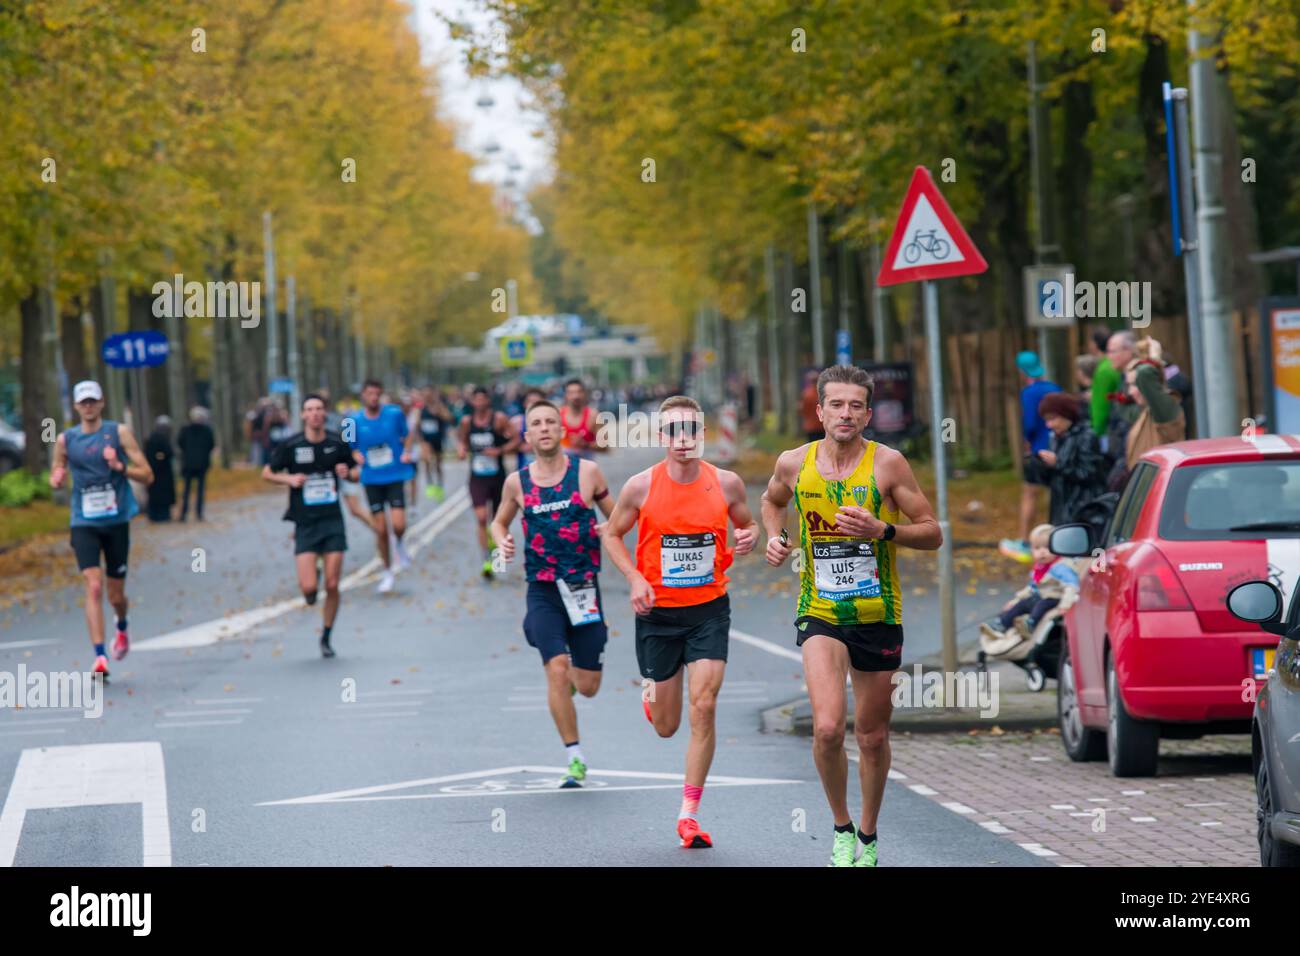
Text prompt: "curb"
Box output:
[[761, 652, 1059, 736]]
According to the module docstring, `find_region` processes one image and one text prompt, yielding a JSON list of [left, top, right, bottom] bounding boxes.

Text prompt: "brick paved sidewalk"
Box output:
[[883, 729, 1258, 866]]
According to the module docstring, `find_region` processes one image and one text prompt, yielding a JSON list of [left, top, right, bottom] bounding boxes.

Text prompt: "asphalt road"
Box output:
[[0, 445, 1044, 866]]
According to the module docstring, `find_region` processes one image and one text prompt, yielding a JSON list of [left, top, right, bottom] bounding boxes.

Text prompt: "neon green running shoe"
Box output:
[[482, 559, 494, 579], [853, 838, 878, 867], [432, 485, 445, 503], [568, 757, 587, 781], [829, 828, 857, 867], [425, 485, 436, 499]]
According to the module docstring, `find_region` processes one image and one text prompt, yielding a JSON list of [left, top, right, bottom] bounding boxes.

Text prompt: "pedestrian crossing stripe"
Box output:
[[257, 766, 801, 805]]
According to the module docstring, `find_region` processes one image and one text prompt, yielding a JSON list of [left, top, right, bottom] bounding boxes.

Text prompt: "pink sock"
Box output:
[[679, 784, 703, 820]]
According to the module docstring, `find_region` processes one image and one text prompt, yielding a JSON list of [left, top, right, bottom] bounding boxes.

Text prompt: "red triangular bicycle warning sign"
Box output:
[[876, 166, 987, 287]]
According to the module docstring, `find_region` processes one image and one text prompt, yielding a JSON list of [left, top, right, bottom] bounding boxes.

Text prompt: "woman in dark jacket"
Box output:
[[144, 415, 176, 522], [1031, 392, 1107, 526]]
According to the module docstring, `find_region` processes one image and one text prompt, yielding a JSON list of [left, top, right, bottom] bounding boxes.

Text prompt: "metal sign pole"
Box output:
[[924, 280, 957, 679], [1168, 86, 1209, 438]]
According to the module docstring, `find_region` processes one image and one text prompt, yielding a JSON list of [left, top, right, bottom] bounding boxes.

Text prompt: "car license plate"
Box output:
[[1252, 647, 1276, 680]]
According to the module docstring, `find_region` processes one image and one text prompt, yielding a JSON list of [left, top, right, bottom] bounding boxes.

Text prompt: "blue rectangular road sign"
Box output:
[[102, 331, 169, 369]]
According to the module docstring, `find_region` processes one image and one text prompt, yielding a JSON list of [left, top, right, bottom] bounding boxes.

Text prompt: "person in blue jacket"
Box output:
[[999, 351, 1060, 564]]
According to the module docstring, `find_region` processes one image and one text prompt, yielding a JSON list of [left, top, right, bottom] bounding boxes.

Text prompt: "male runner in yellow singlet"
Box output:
[[761, 365, 941, 866]]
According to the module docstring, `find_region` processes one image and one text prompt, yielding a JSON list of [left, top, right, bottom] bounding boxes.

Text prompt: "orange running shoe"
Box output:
[[677, 817, 712, 849]]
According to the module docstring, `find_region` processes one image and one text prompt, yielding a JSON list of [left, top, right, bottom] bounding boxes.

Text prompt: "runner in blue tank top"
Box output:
[[49, 381, 154, 677], [490, 399, 614, 788], [344, 378, 418, 594]]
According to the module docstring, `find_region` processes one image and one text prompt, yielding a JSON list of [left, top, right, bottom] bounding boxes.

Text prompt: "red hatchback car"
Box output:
[[1049, 435, 1300, 776]]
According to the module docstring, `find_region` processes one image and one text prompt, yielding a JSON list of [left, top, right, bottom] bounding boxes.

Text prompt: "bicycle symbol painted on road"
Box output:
[[902, 229, 951, 264]]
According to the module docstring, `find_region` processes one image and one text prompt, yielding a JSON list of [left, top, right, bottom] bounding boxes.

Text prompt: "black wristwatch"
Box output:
[[879, 522, 896, 541]]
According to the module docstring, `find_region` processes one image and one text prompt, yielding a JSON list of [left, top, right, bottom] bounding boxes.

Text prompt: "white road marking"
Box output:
[[191, 697, 263, 705], [908, 784, 939, 796], [0, 640, 61, 651], [335, 701, 422, 709], [942, 801, 976, 815], [155, 719, 244, 728], [133, 489, 468, 652], [980, 821, 1011, 834], [0, 717, 83, 725], [1184, 802, 1229, 808], [1121, 789, 1146, 796], [1030, 756, 1052, 762], [1017, 843, 1059, 857], [729, 628, 803, 663], [0, 742, 170, 867], [1050, 804, 1077, 810], [362, 689, 434, 698], [331, 712, 419, 720], [161, 709, 252, 718], [259, 765, 801, 806], [1199, 821, 1224, 827], [0, 728, 67, 737], [1130, 816, 1157, 823], [886, 768, 907, 780]]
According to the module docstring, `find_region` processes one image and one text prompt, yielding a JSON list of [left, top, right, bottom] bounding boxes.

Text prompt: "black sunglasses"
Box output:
[[662, 420, 701, 438]]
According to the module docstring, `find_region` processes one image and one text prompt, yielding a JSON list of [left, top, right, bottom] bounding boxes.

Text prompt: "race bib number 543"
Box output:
[[660, 533, 715, 588]]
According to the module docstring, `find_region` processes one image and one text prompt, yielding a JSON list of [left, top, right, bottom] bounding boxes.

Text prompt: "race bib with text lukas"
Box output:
[[660, 533, 715, 588], [812, 540, 879, 600]]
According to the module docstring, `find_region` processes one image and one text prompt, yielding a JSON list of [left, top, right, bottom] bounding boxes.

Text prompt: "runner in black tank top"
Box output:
[[457, 386, 519, 578], [490, 399, 615, 787]]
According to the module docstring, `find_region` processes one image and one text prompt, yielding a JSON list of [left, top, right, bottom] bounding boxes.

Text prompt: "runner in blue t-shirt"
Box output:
[[344, 379, 418, 593], [49, 380, 154, 677]]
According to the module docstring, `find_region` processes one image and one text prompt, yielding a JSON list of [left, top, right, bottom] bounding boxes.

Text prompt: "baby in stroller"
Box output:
[[978, 524, 1081, 690]]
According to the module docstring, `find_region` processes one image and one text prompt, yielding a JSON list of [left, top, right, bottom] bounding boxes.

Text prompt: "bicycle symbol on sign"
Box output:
[[902, 229, 951, 264]]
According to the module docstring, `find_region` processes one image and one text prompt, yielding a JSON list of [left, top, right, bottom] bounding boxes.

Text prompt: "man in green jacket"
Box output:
[[1086, 325, 1120, 438]]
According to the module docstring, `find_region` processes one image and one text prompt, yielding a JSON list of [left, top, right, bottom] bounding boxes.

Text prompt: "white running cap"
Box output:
[[73, 380, 104, 403]]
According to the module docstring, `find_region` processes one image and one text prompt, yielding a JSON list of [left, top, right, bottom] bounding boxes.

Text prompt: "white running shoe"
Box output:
[[377, 570, 396, 594], [395, 540, 412, 572]]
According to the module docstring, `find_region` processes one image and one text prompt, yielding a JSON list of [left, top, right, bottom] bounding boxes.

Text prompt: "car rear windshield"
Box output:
[[1160, 459, 1300, 540]]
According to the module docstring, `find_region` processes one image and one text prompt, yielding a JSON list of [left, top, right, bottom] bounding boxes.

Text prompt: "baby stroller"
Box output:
[[976, 560, 1086, 692]]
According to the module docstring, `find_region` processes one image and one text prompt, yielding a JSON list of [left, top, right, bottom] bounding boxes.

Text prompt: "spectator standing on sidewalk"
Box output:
[[1102, 330, 1140, 464], [177, 406, 216, 522], [1000, 351, 1060, 564], [1120, 338, 1186, 484], [1086, 324, 1121, 440], [1030, 391, 1106, 525], [144, 415, 176, 522]]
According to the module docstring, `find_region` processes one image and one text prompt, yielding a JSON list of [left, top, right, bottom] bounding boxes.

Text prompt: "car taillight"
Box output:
[[1134, 545, 1193, 611]]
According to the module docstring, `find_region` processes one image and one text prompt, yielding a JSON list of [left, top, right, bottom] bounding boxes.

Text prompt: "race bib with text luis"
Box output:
[[660, 533, 715, 588], [812, 540, 879, 600]]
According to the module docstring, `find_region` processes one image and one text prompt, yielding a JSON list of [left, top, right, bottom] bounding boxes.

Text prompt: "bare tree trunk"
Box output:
[[60, 294, 88, 388], [20, 290, 49, 472]]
